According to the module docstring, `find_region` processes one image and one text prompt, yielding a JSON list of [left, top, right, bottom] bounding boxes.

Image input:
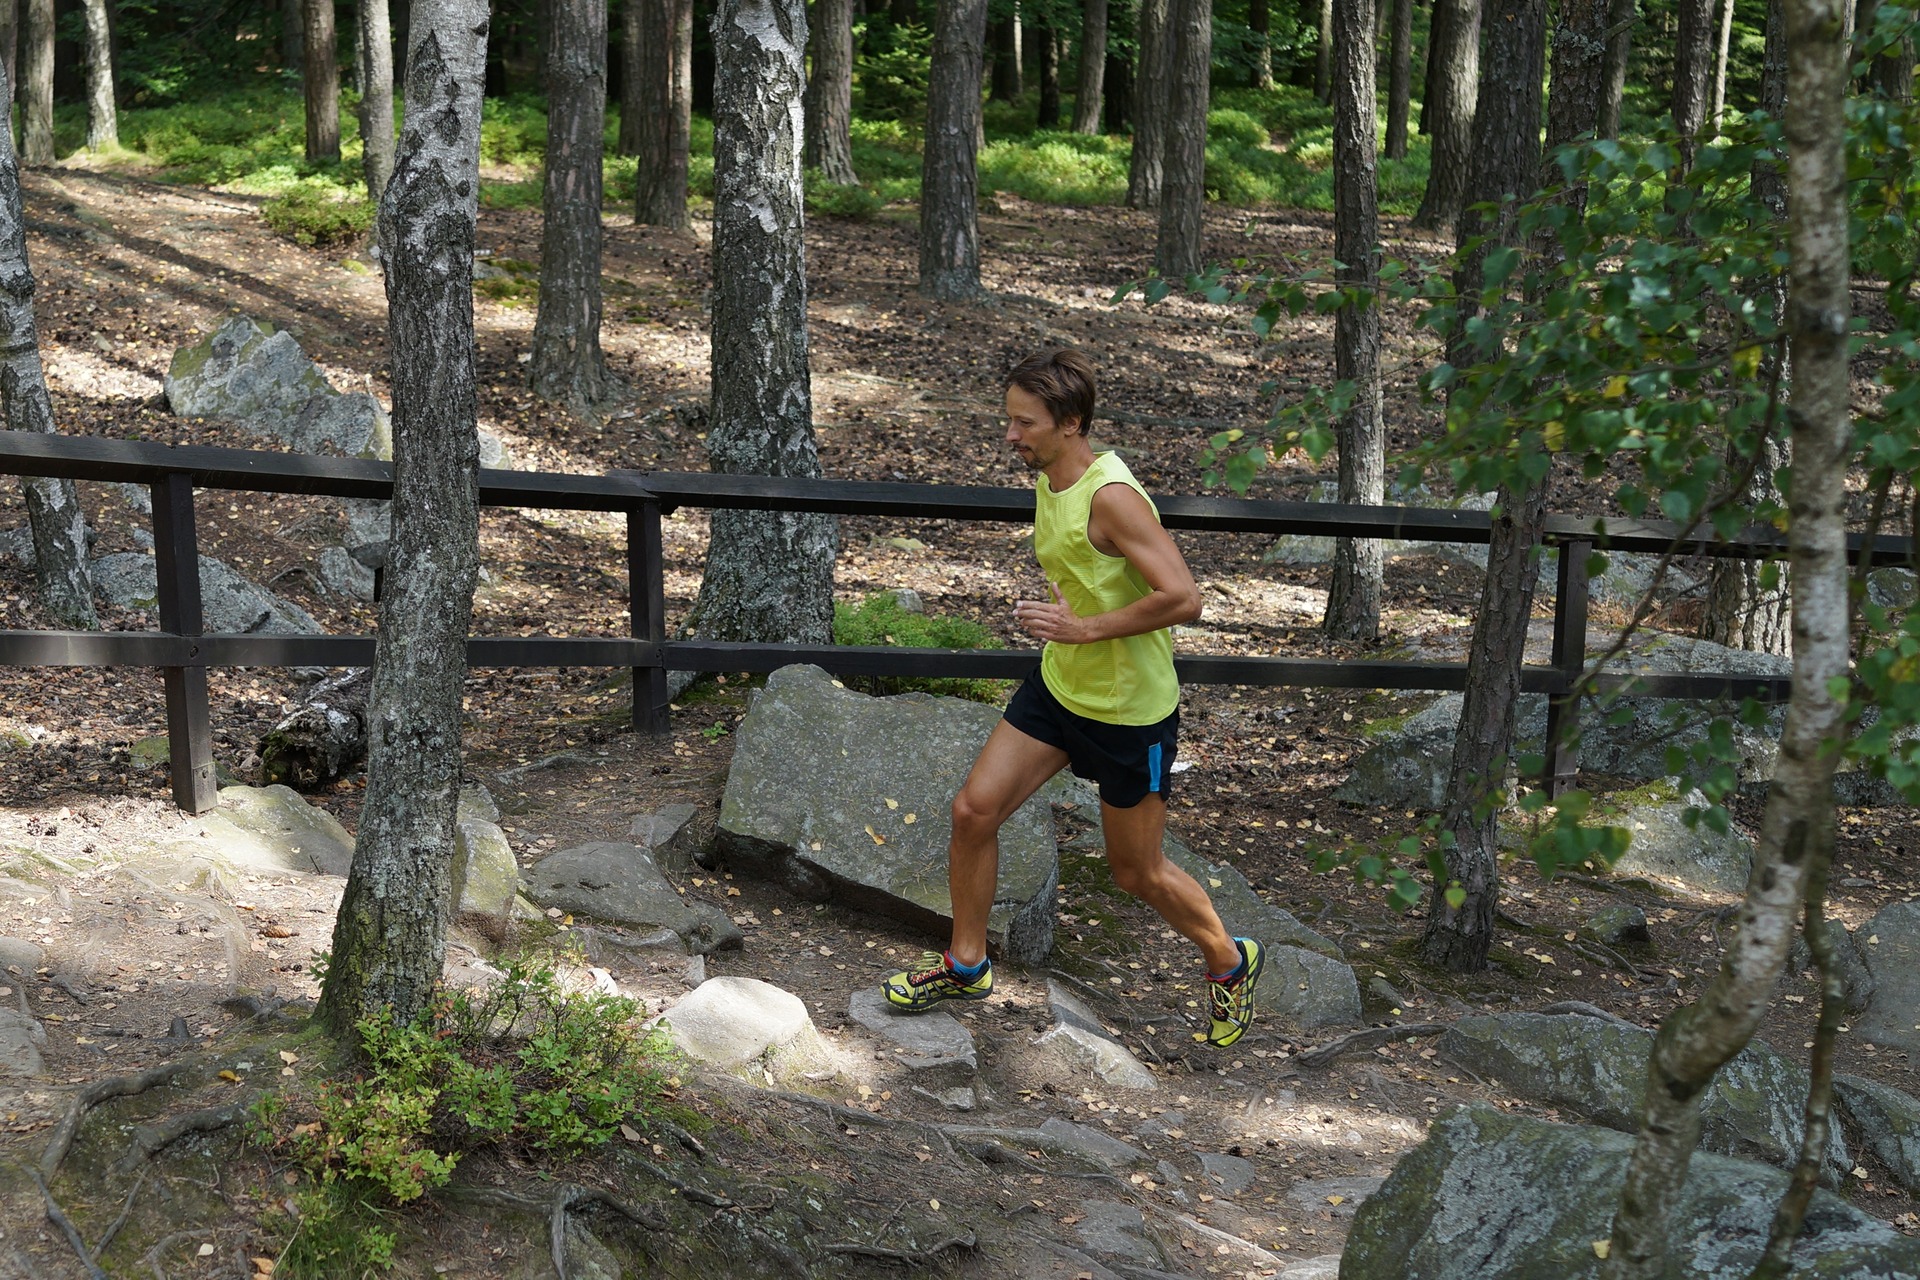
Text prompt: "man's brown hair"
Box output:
[[1005, 349, 1096, 436]]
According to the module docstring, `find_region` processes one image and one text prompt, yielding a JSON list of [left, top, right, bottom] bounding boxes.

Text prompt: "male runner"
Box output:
[[880, 349, 1265, 1047]]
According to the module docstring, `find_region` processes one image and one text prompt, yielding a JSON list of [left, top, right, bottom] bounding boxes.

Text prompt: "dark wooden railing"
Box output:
[[1, 429, 1908, 813]]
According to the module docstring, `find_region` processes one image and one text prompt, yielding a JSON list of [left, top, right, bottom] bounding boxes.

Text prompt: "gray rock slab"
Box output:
[[846, 987, 977, 1085], [1264, 942, 1363, 1030], [91, 552, 321, 635], [715, 665, 1058, 964], [0, 1009, 45, 1076], [1836, 1074, 1920, 1194], [165, 315, 390, 458], [1276, 1256, 1343, 1280], [658, 977, 826, 1080], [0, 937, 45, 975], [525, 842, 741, 954], [208, 784, 355, 876], [630, 802, 701, 875], [940, 1118, 1150, 1171], [1437, 1011, 1848, 1183], [1037, 980, 1158, 1091], [1071, 1201, 1163, 1267], [1787, 917, 1874, 1013], [316, 546, 375, 601], [1341, 1105, 1920, 1280], [1858, 901, 1920, 1058], [1007, 1232, 1129, 1280], [1284, 1174, 1380, 1218], [1161, 832, 1344, 960], [1580, 904, 1649, 946], [1198, 1152, 1256, 1197], [452, 815, 519, 919], [1597, 791, 1754, 896]]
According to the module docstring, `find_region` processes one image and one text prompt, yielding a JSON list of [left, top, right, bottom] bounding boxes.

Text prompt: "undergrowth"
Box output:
[[833, 591, 1008, 702]]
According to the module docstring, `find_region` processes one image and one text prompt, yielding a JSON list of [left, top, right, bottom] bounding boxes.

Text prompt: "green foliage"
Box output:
[[833, 592, 1009, 701], [854, 19, 935, 122], [806, 173, 886, 220], [261, 184, 376, 249]]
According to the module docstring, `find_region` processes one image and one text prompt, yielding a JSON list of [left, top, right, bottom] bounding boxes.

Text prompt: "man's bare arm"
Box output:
[[1013, 483, 1202, 644]]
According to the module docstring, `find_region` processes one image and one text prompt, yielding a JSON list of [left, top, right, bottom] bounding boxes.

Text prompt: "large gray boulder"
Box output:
[[1508, 784, 1755, 897], [1836, 1074, 1920, 1195], [202, 784, 355, 876], [166, 315, 391, 459], [452, 799, 520, 920], [1340, 1105, 1920, 1280], [1857, 901, 1920, 1059], [658, 977, 827, 1082], [1436, 1011, 1848, 1183], [846, 987, 978, 1086], [91, 552, 321, 635], [714, 665, 1059, 964], [526, 842, 742, 954]]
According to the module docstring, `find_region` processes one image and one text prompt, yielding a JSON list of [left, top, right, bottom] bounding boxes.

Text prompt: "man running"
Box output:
[[880, 349, 1265, 1048]]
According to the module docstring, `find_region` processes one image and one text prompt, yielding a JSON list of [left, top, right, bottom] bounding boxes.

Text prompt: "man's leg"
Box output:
[[1100, 795, 1239, 975], [947, 720, 1069, 966]]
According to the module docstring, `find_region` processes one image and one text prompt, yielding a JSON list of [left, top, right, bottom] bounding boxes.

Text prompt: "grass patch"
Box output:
[[260, 183, 375, 249], [833, 591, 1008, 702]]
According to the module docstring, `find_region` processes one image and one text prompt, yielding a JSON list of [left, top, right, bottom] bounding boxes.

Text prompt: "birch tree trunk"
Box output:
[[1601, 0, 1851, 1260], [1073, 0, 1108, 132], [0, 0, 15, 132], [1599, 0, 1635, 136], [805, 0, 859, 182], [633, 0, 693, 230], [1154, 0, 1210, 279], [918, 0, 991, 299], [304, 0, 342, 162], [1411, 0, 1479, 228], [316, 0, 486, 1031], [19, 0, 49, 165], [1711, 0, 1734, 130], [0, 62, 95, 630], [991, 16, 1022, 98], [1385, 0, 1412, 158], [1315, 0, 1334, 100], [1325, 0, 1383, 641], [687, 0, 838, 648], [358, 0, 396, 204], [81, 0, 115, 150], [1126, 0, 1170, 207], [530, 0, 610, 408]]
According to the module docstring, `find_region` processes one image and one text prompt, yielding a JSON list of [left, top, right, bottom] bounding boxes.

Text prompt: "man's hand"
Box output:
[[1014, 583, 1094, 645]]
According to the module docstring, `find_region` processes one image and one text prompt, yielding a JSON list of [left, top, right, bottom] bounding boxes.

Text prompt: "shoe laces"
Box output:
[[909, 952, 953, 985]]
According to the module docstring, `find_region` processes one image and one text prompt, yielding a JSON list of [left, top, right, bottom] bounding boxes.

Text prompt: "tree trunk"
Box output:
[[1421, 483, 1546, 970], [1073, 0, 1107, 131], [805, 0, 859, 181], [1104, 4, 1133, 133], [0, 0, 16, 137], [1127, 0, 1169, 206], [690, 0, 839, 649], [1420, 0, 1436, 132], [19, 0, 49, 165], [1410, 0, 1479, 228], [1036, 23, 1061, 125], [1325, 0, 1383, 641], [281, 0, 305, 71], [316, 0, 487, 1032], [1545, 0, 1608, 153], [0, 62, 94, 630], [618, 0, 641, 154], [1154, 0, 1210, 279], [1672, 0, 1712, 170], [358, 0, 395, 203], [1711, 0, 1734, 129], [258, 668, 372, 789], [1599, 0, 1634, 136], [81, 0, 115, 150], [1448, 0, 1542, 348], [530, 0, 610, 408], [1315, 0, 1334, 100], [1385, 0, 1412, 157], [1250, 0, 1274, 88], [634, 0, 693, 229], [918, 0, 991, 299], [304, 0, 341, 163], [1601, 0, 1851, 1264], [991, 15, 1021, 99], [891, 0, 917, 23]]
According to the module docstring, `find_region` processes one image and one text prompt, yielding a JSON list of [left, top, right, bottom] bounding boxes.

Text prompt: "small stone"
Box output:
[[1198, 1152, 1257, 1197], [1580, 904, 1649, 947]]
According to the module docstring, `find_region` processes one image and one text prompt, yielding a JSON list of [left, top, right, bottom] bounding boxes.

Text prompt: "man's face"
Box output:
[[1004, 384, 1080, 471]]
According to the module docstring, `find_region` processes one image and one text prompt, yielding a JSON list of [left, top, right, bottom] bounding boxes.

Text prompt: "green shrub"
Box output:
[[806, 174, 884, 219], [833, 592, 1009, 702], [854, 20, 934, 122], [261, 185, 376, 249], [1206, 107, 1270, 147]]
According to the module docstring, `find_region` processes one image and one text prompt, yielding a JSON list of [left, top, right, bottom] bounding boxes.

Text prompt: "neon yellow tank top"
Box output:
[[1034, 452, 1180, 726]]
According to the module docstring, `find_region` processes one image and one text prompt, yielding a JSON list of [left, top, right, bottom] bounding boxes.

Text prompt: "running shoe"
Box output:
[[882, 950, 994, 1012], [1207, 937, 1265, 1047]]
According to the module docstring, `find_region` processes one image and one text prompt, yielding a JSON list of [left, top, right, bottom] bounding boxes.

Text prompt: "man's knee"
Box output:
[[1110, 855, 1166, 900], [951, 788, 1003, 837]]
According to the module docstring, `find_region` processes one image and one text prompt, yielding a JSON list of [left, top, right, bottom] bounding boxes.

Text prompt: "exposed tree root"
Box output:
[[1294, 1022, 1447, 1070], [549, 1183, 670, 1280], [139, 1230, 199, 1280], [823, 1232, 976, 1265], [1537, 1000, 1645, 1030], [965, 1140, 1125, 1186], [623, 1154, 736, 1207], [93, 1166, 151, 1257], [117, 1100, 250, 1171], [35, 1169, 107, 1280], [41, 1062, 189, 1180]]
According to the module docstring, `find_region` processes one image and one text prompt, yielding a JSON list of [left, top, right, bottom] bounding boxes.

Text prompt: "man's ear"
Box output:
[[1061, 415, 1083, 436]]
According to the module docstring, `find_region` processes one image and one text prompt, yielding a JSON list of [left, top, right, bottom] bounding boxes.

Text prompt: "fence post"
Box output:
[[1542, 538, 1593, 799], [150, 472, 216, 813], [628, 499, 670, 736]]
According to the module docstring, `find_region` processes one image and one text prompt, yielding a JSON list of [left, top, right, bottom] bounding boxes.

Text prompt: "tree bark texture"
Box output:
[[1599, 0, 1635, 136], [81, 0, 115, 150], [317, 0, 486, 1031], [1073, 0, 1108, 132], [1421, 0, 1437, 132], [1325, 0, 1383, 641], [1154, 0, 1210, 279], [259, 668, 372, 789], [618, 0, 642, 154], [1711, 0, 1734, 129], [1385, 0, 1412, 157], [281, 0, 305, 71], [805, 0, 859, 181], [690, 0, 838, 648], [633, 0, 694, 230], [1104, 16, 1133, 132], [0, 61, 95, 629], [0, 0, 15, 131], [991, 16, 1021, 99], [1421, 483, 1546, 970], [1127, 0, 1170, 207], [1545, 0, 1609, 152], [1315, 0, 1334, 100], [1602, 0, 1852, 1261], [530, 0, 610, 408], [1672, 0, 1713, 170], [918, 0, 991, 299], [1250, 0, 1274, 87], [1410, 0, 1479, 228], [304, 0, 342, 163], [1036, 23, 1061, 126], [358, 0, 396, 204], [19, 0, 49, 165]]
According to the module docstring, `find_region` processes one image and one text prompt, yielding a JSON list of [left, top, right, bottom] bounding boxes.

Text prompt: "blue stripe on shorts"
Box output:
[[1147, 742, 1162, 793]]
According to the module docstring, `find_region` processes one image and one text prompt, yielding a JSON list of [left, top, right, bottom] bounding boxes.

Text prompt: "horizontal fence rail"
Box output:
[[0, 431, 1907, 813]]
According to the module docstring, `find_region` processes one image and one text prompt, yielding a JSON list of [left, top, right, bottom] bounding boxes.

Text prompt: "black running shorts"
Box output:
[[1003, 668, 1179, 808]]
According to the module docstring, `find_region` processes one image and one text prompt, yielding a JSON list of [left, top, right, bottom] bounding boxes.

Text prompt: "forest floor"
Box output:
[[0, 167, 1915, 1276]]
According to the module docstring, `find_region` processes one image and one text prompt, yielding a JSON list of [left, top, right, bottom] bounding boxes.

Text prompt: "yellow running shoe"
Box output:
[[1207, 938, 1265, 1047], [882, 951, 994, 1012]]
